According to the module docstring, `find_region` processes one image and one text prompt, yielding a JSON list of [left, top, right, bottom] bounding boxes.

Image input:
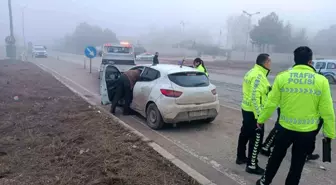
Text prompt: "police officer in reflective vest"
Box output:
[[193, 58, 209, 76], [236, 53, 271, 175], [256, 46, 335, 185]]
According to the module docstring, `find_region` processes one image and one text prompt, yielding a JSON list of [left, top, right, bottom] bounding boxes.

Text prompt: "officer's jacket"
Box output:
[[257, 64, 335, 139], [241, 64, 271, 119], [196, 65, 209, 76]]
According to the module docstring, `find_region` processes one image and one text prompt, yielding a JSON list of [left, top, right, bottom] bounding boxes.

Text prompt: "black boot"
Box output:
[[256, 179, 268, 185], [235, 158, 248, 165], [246, 165, 265, 175], [307, 154, 320, 161]]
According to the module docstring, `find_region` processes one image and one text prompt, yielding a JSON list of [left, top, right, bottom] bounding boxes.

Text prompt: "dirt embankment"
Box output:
[[0, 60, 200, 185]]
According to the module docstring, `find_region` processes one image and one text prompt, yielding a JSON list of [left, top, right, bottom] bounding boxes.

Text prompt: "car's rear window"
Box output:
[[105, 46, 131, 54], [168, 72, 209, 87]]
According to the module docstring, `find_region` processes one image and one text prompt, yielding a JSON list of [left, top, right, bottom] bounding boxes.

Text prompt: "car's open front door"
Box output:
[[100, 64, 121, 105]]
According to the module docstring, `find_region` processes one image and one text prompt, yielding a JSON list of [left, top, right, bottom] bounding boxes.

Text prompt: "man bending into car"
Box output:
[[110, 69, 141, 115]]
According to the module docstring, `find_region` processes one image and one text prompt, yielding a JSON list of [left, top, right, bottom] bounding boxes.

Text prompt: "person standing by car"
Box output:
[[153, 52, 159, 65], [255, 46, 335, 185], [193, 58, 209, 76], [236, 53, 271, 175], [110, 69, 141, 115]]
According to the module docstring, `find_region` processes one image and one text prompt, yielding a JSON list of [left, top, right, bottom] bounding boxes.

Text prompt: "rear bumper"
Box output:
[[157, 100, 220, 123]]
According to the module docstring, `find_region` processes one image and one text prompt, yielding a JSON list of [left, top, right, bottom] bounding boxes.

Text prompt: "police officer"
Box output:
[[110, 69, 141, 115], [236, 53, 271, 175], [194, 58, 209, 76], [260, 109, 321, 161], [256, 46, 335, 185]]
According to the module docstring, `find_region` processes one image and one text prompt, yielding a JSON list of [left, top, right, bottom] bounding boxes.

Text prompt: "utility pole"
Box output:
[[242, 10, 260, 60], [6, 0, 16, 59], [22, 5, 27, 51], [8, 0, 14, 38], [218, 28, 222, 47]]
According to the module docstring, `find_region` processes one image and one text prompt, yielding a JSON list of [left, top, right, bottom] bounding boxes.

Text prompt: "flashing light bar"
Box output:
[[120, 41, 130, 45], [103, 43, 112, 47]]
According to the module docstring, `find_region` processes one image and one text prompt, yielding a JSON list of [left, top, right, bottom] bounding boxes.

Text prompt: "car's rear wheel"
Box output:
[[146, 103, 165, 130], [326, 75, 335, 84]]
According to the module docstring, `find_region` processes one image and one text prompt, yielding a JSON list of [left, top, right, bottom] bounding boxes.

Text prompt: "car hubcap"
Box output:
[[149, 110, 157, 123], [327, 76, 334, 84]]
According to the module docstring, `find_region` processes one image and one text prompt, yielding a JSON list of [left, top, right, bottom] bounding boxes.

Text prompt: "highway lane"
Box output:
[[31, 56, 336, 185]]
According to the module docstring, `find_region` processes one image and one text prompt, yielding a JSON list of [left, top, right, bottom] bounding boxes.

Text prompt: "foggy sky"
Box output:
[[0, 0, 335, 45]]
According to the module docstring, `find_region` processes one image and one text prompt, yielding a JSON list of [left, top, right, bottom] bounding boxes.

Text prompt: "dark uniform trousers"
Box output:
[[110, 74, 132, 114], [260, 125, 316, 185], [237, 110, 264, 166], [262, 107, 323, 156]]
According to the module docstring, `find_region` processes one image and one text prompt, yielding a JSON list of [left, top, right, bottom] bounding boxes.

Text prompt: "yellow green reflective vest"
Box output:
[[257, 64, 335, 139], [196, 65, 209, 76], [241, 64, 271, 119]]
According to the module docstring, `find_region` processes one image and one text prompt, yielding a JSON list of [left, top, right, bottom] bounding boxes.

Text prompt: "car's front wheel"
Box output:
[[326, 75, 335, 84], [146, 103, 165, 130]]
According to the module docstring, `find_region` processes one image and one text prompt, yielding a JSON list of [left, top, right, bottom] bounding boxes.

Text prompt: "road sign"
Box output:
[[5, 35, 15, 45], [84, 46, 97, 59]]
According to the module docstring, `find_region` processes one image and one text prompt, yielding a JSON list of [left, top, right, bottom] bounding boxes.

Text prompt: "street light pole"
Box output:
[[242, 10, 260, 61], [8, 0, 14, 38], [22, 5, 27, 51], [7, 0, 16, 59]]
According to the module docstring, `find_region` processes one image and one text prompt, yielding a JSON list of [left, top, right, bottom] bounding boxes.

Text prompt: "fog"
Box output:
[[1, 0, 336, 47]]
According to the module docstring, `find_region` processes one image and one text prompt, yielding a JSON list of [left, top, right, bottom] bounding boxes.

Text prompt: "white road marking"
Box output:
[[130, 116, 249, 185]]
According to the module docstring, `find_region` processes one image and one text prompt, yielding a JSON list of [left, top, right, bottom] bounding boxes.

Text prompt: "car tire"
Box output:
[[326, 75, 335, 84], [203, 117, 216, 123], [146, 103, 165, 130]]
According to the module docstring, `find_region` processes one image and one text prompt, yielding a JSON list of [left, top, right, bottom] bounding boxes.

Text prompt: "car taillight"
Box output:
[[160, 89, 182, 98], [211, 89, 217, 95]]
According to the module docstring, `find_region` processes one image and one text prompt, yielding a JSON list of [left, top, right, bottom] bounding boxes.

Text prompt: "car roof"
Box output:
[[136, 64, 198, 74], [313, 59, 336, 63]]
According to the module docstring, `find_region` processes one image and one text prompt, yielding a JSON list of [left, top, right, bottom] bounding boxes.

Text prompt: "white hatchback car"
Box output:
[[100, 64, 220, 129]]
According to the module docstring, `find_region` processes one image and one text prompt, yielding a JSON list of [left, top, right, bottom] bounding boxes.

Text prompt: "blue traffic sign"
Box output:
[[84, 46, 97, 59]]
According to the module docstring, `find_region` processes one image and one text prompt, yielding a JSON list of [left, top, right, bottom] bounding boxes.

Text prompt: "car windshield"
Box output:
[[34, 48, 45, 51], [105, 46, 131, 54], [168, 72, 209, 87]]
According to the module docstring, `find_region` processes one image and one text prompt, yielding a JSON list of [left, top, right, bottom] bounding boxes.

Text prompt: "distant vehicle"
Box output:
[[100, 64, 219, 130], [313, 59, 336, 84], [287, 59, 336, 84], [135, 52, 154, 61], [98, 41, 136, 79], [32, 45, 48, 58]]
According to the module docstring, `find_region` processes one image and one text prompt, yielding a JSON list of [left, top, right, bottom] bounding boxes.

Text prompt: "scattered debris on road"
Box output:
[[0, 60, 200, 185]]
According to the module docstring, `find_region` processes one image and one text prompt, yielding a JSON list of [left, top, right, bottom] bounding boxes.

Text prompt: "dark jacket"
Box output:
[[153, 55, 159, 65], [124, 70, 141, 90]]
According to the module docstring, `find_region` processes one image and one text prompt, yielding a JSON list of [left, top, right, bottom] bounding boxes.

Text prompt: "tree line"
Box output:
[[54, 22, 119, 54], [248, 12, 335, 55]]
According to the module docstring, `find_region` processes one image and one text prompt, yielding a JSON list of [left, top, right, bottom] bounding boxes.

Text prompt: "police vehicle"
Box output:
[[100, 63, 219, 130], [98, 42, 136, 79], [313, 59, 336, 84]]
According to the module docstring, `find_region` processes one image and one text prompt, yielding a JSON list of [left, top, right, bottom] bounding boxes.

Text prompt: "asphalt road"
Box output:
[[31, 54, 336, 185]]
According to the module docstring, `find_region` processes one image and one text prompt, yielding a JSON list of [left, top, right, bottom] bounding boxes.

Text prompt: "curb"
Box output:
[[34, 62, 216, 185]]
